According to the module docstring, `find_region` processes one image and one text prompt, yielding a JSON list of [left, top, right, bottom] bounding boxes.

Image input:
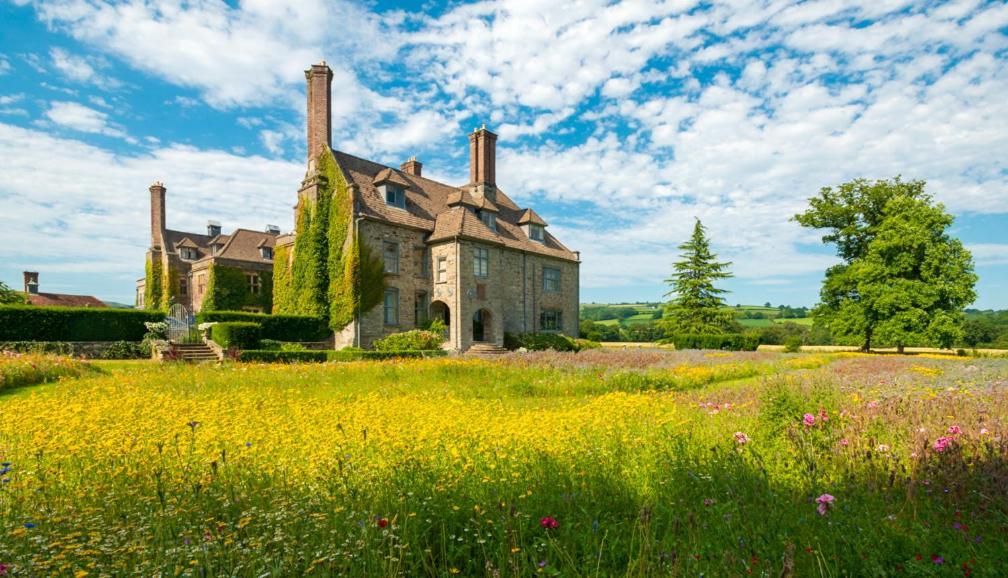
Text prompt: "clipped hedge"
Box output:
[[196, 311, 330, 342], [237, 350, 328, 363], [373, 330, 444, 352], [504, 332, 580, 352], [210, 322, 261, 349], [237, 348, 447, 363], [660, 333, 760, 351], [0, 305, 165, 342]]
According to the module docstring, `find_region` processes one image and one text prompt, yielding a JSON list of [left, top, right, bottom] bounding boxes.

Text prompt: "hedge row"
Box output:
[[504, 333, 601, 352], [196, 311, 330, 342], [0, 305, 165, 342], [661, 333, 760, 351], [0, 341, 150, 359], [210, 322, 261, 349], [237, 349, 448, 363]]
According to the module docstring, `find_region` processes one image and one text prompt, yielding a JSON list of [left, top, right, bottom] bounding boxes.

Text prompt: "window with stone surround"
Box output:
[[179, 247, 198, 260], [540, 309, 562, 331], [384, 287, 399, 325], [383, 242, 399, 274], [542, 267, 560, 292], [247, 274, 260, 295], [474, 246, 489, 278], [179, 276, 188, 296], [415, 291, 429, 326], [436, 257, 447, 283], [260, 246, 273, 260]]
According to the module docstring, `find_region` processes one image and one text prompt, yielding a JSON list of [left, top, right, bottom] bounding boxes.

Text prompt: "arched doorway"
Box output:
[[430, 300, 450, 326], [472, 309, 493, 343]]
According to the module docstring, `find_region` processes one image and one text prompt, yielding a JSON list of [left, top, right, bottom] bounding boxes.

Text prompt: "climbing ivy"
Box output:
[[273, 146, 385, 332], [202, 263, 273, 313], [160, 260, 178, 310], [143, 256, 163, 311], [271, 243, 294, 314]]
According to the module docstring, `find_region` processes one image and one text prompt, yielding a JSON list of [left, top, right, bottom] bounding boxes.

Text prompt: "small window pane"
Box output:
[[384, 242, 399, 274], [540, 310, 562, 331], [543, 267, 560, 292], [530, 225, 544, 241], [474, 247, 489, 278], [384, 288, 399, 325], [436, 257, 447, 283]]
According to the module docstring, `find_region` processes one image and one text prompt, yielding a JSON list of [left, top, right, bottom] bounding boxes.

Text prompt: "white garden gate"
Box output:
[[166, 303, 200, 344]]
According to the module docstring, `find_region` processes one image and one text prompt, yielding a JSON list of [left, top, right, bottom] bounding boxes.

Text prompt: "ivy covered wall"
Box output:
[[272, 243, 293, 313], [203, 264, 273, 313], [143, 255, 162, 311], [273, 146, 385, 331]]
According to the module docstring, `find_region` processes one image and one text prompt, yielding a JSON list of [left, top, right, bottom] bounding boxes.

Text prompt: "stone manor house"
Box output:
[[139, 62, 580, 351]]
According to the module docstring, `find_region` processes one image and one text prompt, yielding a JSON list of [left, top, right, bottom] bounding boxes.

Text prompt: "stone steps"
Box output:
[[172, 344, 220, 362], [466, 343, 510, 355]]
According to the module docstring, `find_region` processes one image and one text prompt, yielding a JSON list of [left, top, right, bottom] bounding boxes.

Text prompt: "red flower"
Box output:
[[540, 516, 559, 529], [376, 517, 389, 528]]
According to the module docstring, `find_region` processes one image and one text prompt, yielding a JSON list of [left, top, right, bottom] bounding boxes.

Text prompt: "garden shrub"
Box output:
[[372, 329, 444, 352], [574, 338, 602, 351], [0, 352, 95, 390], [783, 336, 803, 353], [504, 332, 580, 352], [659, 333, 760, 351], [210, 322, 261, 349], [197, 311, 329, 342], [0, 306, 165, 342], [258, 339, 309, 352], [327, 349, 448, 362]]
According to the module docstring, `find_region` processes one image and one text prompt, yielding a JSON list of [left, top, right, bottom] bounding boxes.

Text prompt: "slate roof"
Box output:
[[163, 228, 276, 264], [27, 293, 106, 307], [332, 150, 577, 262]]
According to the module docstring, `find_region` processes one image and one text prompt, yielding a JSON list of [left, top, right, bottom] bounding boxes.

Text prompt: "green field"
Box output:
[[1, 352, 1006, 575]]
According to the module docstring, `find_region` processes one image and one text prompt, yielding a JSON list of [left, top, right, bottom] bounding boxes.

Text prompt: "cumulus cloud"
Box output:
[[0, 54, 11, 75], [44, 100, 133, 141], [0, 122, 301, 301]]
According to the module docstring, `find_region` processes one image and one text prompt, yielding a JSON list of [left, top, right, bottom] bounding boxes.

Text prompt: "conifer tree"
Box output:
[[662, 219, 735, 334]]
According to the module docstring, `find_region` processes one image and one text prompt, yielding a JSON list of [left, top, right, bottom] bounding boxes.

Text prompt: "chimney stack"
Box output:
[[207, 220, 222, 237], [23, 271, 39, 295], [400, 156, 422, 177], [468, 125, 497, 187], [305, 61, 333, 162], [149, 181, 166, 250]]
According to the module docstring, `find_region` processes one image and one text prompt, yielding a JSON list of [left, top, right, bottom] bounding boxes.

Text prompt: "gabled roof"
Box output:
[[176, 237, 199, 249], [27, 293, 106, 308], [332, 150, 577, 261], [372, 168, 411, 188], [518, 208, 547, 226], [163, 228, 276, 264]]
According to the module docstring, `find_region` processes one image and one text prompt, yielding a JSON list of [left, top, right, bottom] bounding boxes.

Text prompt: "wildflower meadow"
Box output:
[[0, 351, 1005, 576]]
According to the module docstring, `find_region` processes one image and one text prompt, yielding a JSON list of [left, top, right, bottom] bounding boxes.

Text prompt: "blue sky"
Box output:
[[1, 0, 1006, 308]]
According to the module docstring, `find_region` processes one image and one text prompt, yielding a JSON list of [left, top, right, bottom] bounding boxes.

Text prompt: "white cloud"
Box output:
[[48, 47, 122, 89], [45, 100, 133, 141], [0, 122, 302, 301], [968, 244, 1008, 266], [0, 54, 11, 75]]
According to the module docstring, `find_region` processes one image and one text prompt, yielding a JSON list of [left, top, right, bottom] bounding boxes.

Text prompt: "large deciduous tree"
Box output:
[[662, 218, 735, 334], [0, 281, 25, 305], [795, 177, 976, 351]]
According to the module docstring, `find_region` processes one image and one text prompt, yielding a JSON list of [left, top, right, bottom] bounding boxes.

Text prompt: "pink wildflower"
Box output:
[[815, 493, 835, 516], [947, 425, 962, 436], [933, 436, 954, 453], [803, 413, 816, 427], [839, 438, 849, 447], [979, 428, 989, 436], [733, 432, 749, 445], [540, 516, 559, 529], [818, 408, 829, 422]]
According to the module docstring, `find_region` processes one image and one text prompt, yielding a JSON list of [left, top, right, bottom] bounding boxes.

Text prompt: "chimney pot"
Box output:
[[400, 156, 423, 177]]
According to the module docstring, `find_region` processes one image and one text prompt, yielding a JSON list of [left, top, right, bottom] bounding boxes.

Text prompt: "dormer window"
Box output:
[[260, 246, 273, 260], [529, 224, 544, 242], [479, 211, 497, 231], [384, 185, 406, 209], [179, 247, 198, 260]]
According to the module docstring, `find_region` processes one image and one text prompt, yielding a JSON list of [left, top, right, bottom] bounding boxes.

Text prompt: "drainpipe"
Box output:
[[454, 235, 461, 351], [522, 252, 527, 333], [354, 215, 366, 348]]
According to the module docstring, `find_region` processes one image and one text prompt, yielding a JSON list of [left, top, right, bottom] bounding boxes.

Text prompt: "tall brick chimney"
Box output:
[[23, 271, 39, 295], [400, 156, 422, 177], [150, 181, 166, 250], [305, 61, 333, 162], [468, 125, 497, 186]]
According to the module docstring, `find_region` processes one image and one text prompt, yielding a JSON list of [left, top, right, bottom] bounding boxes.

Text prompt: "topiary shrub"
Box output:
[[196, 311, 329, 342], [0, 305, 165, 341], [373, 329, 444, 352], [210, 322, 261, 350]]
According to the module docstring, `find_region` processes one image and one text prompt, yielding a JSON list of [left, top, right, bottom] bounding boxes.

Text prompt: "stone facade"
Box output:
[[288, 61, 580, 352]]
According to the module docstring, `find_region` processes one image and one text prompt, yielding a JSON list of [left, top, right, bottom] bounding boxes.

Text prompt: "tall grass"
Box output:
[[0, 354, 1004, 575], [0, 351, 94, 391]]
